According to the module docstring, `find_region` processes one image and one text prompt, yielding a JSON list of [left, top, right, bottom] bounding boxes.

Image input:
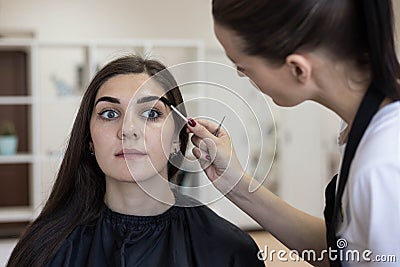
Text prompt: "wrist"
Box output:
[[226, 172, 253, 201]]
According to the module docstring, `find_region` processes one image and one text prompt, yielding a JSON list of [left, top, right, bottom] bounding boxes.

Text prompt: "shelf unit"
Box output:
[[0, 154, 34, 164], [0, 39, 40, 226], [0, 38, 205, 231], [0, 96, 34, 105]]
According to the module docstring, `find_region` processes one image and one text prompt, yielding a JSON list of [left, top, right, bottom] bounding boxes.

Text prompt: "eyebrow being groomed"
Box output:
[[136, 95, 172, 106], [95, 96, 120, 106], [95, 95, 172, 108]]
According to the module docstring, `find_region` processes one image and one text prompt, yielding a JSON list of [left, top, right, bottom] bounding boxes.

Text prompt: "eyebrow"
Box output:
[[95, 95, 172, 107], [95, 96, 120, 106], [136, 96, 171, 106], [136, 95, 162, 104]]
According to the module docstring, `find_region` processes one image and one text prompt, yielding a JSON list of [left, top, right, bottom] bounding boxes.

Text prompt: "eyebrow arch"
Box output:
[[136, 95, 171, 106], [95, 96, 120, 106]]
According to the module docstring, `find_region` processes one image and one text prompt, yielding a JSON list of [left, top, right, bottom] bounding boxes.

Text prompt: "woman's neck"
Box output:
[[104, 175, 175, 216], [337, 96, 394, 145], [312, 56, 371, 126]]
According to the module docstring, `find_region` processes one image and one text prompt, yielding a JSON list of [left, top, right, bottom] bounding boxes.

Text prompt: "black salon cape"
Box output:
[[46, 192, 264, 267]]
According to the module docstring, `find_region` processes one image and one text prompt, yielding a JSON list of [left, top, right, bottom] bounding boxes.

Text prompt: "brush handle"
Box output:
[[170, 105, 189, 123]]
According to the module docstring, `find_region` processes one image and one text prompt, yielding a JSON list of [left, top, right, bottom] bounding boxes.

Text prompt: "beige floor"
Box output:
[[248, 231, 312, 267]]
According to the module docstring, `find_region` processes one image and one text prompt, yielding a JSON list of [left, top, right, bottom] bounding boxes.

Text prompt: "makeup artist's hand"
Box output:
[[187, 119, 246, 194]]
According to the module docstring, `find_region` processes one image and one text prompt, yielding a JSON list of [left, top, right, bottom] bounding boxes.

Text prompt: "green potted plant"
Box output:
[[0, 120, 18, 155]]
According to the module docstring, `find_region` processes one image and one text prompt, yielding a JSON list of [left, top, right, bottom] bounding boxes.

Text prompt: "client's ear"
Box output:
[[169, 140, 181, 160], [89, 141, 95, 155], [171, 140, 180, 154]]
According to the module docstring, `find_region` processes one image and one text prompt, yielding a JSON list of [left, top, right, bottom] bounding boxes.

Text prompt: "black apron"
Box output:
[[323, 82, 384, 267], [46, 191, 264, 267]]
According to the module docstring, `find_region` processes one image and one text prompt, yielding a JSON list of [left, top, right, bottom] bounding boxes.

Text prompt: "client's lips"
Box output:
[[115, 149, 147, 159]]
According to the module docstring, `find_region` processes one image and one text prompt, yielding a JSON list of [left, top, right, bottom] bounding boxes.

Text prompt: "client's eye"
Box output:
[[142, 109, 162, 121], [98, 109, 120, 120]]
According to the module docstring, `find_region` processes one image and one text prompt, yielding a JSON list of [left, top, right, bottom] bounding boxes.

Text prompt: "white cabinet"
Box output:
[[0, 39, 40, 226]]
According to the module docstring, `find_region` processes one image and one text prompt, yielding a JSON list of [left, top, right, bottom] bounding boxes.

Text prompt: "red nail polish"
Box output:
[[206, 155, 211, 161], [188, 118, 196, 127]]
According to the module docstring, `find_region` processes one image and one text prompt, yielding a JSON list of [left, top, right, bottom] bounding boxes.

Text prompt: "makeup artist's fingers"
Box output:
[[193, 139, 245, 194], [192, 147, 213, 169], [188, 118, 229, 163], [187, 118, 246, 191], [188, 119, 229, 151], [192, 138, 217, 161], [187, 118, 228, 138], [191, 135, 216, 151]]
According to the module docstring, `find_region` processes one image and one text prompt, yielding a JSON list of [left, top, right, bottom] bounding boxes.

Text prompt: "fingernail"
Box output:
[[205, 155, 211, 161], [188, 118, 196, 127]]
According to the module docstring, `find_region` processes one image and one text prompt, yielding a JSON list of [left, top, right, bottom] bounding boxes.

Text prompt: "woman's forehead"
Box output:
[[96, 73, 166, 102]]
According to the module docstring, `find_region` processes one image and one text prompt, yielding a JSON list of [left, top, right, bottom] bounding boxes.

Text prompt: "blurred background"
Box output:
[[0, 1, 399, 266]]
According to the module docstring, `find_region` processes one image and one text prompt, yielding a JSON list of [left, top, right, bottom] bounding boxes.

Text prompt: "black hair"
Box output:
[[7, 55, 189, 267], [213, 0, 400, 99]]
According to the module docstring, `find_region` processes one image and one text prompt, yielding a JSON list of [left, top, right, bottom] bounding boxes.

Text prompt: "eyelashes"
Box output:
[[141, 108, 163, 121], [98, 109, 120, 120], [97, 107, 164, 122]]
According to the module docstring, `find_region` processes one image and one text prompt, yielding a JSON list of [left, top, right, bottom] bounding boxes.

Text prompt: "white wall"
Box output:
[[0, 0, 219, 46]]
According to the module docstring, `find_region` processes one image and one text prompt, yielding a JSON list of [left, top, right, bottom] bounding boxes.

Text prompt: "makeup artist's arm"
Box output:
[[188, 119, 329, 267]]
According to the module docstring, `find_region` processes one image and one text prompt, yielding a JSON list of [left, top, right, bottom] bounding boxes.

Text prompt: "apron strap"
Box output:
[[325, 82, 384, 266]]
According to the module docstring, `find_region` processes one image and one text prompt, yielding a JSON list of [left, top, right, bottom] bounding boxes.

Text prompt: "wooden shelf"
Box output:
[[0, 154, 34, 164], [0, 96, 34, 105], [0, 38, 35, 49], [0, 207, 33, 223]]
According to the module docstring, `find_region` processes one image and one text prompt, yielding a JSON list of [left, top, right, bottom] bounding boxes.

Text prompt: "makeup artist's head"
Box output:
[[212, 0, 400, 107]]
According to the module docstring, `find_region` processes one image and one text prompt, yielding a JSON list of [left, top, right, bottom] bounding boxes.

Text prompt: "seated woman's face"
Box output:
[[90, 73, 176, 183]]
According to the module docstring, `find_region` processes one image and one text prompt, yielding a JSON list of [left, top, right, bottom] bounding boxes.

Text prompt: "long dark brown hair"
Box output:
[[213, 0, 400, 99], [7, 55, 189, 267]]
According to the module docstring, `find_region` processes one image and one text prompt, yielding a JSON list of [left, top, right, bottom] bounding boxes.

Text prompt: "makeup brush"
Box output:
[[212, 116, 226, 137], [159, 97, 225, 133], [159, 97, 189, 123]]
